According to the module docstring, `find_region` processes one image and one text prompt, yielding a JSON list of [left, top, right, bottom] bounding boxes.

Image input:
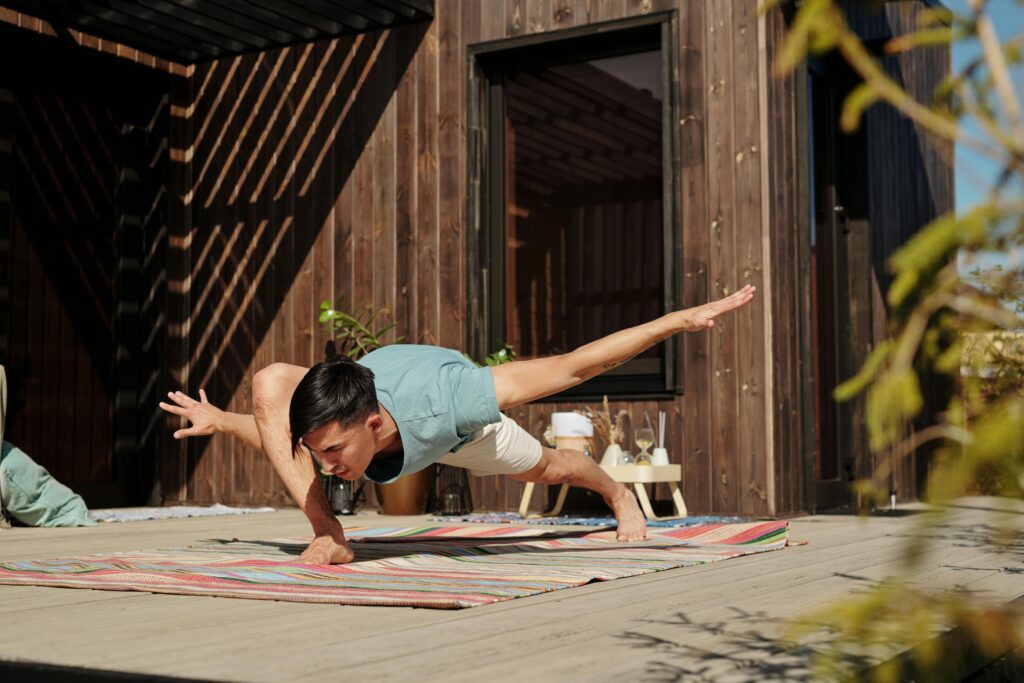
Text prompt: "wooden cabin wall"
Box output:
[[763, 0, 955, 512], [163, 0, 780, 516], [763, 5, 806, 515], [0, 10, 174, 507], [850, 2, 955, 502], [820, 2, 953, 503], [1, 2, 952, 514]]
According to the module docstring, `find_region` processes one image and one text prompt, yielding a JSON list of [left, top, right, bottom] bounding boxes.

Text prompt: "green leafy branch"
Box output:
[[760, 0, 1024, 677], [464, 342, 517, 368]]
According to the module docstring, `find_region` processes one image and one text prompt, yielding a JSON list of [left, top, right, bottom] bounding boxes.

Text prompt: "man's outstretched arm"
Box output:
[[490, 285, 756, 409], [160, 389, 263, 450], [160, 369, 354, 565]]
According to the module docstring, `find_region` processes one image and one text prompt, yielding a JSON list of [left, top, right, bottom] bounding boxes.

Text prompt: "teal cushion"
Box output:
[[0, 441, 96, 527]]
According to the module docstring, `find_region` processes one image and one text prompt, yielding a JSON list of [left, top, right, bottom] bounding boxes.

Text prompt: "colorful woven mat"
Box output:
[[340, 524, 556, 540], [429, 512, 745, 527], [0, 522, 790, 609]]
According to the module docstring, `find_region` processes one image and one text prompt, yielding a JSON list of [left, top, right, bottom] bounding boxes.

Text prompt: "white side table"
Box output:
[[517, 464, 687, 520]]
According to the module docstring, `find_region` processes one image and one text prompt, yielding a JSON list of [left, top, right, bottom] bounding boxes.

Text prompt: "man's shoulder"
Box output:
[[359, 345, 472, 368]]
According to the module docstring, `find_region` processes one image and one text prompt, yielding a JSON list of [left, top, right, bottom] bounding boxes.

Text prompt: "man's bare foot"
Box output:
[[608, 487, 646, 541]]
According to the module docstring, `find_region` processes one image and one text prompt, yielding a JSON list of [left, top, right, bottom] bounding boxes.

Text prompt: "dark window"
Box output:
[[475, 22, 677, 398]]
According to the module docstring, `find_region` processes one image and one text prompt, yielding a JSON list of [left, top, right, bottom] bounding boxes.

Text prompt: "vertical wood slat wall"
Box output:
[[0, 10, 176, 505], [141, 0, 946, 515], [1, 1, 953, 516], [161, 0, 780, 516], [763, 3, 801, 514], [763, 1, 955, 507], [854, 1, 955, 501]]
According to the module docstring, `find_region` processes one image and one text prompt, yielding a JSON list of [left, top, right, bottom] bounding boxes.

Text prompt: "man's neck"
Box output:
[[373, 403, 402, 458]]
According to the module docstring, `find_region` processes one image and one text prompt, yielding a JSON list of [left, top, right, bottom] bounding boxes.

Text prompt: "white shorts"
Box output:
[[437, 413, 543, 476]]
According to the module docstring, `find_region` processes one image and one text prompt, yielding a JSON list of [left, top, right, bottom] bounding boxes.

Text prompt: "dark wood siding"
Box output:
[[763, 1, 956, 510], [4, 1, 950, 516], [764, 3, 805, 515], [0, 11, 171, 507], [852, 2, 955, 502], [161, 0, 783, 516]]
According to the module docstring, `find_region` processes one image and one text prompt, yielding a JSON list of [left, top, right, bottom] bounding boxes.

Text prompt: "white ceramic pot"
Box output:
[[600, 444, 624, 467]]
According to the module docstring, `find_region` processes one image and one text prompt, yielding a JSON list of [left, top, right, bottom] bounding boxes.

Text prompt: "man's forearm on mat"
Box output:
[[252, 414, 343, 537], [275, 451, 341, 537]]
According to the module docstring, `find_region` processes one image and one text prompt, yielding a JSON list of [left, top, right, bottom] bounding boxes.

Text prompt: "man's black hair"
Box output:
[[289, 357, 377, 454]]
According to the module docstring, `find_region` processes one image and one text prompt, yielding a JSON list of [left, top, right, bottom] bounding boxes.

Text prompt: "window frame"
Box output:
[[467, 12, 682, 401]]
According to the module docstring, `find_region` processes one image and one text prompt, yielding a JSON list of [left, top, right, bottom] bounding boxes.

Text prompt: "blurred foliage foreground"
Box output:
[[763, 0, 1024, 679]]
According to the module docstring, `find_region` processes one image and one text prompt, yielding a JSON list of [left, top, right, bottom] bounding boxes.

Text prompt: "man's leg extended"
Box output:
[[508, 447, 646, 541]]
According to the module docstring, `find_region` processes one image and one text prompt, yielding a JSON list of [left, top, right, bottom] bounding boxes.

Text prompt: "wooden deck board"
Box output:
[[0, 499, 1021, 681]]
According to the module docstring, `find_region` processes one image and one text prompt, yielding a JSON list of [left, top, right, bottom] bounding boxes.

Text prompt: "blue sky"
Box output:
[[945, 0, 1024, 212]]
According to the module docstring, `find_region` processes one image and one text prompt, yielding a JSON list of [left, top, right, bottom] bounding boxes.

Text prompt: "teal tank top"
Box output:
[[357, 345, 501, 483]]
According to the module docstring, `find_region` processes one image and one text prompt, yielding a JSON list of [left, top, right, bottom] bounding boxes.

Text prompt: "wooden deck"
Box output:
[[0, 498, 1021, 682]]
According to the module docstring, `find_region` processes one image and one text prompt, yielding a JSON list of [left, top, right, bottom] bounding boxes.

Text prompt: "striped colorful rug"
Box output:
[[0, 522, 790, 609], [430, 512, 745, 527]]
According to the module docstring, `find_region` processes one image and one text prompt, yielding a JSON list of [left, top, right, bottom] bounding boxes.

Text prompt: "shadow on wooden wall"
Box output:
[[1, 22, 169, 505], [164, 22, 429, 502]]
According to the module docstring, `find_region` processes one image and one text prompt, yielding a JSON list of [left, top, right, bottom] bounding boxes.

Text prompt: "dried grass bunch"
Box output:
[[579, 396, 628, 448]]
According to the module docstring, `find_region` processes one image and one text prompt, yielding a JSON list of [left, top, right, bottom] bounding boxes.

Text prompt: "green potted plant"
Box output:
[[319, 299, 399, 360]]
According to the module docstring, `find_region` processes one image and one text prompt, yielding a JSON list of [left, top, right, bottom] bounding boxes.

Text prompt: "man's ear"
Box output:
[[366, 413, 383, 432]]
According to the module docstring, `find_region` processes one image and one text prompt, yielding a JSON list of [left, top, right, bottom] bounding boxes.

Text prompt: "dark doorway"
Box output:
[[807, 60, 867, 510], [0, 24, 169, 507]]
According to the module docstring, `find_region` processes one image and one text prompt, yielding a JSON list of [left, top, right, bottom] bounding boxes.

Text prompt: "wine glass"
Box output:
[[633, 427, 655, 464]]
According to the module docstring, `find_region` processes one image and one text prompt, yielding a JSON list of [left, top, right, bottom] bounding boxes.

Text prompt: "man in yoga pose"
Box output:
[[160, 285, 756, 564]]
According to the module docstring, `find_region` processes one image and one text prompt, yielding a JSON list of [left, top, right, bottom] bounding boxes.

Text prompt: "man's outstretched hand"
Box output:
[[679, 284, 756, 332], [159, 389, 223, 439], [300, 533, 355, 565]]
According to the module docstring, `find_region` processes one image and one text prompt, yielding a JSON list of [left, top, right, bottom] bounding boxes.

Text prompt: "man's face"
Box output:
[[301, 414, 382, 480]]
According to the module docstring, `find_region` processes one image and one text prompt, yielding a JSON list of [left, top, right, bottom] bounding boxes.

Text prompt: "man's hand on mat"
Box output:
[[677, 284, 757, 332], [159, 389, 222, 439], [300, 534, 355, 565]]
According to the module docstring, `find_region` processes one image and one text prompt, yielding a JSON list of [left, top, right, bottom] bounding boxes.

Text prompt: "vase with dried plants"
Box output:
[[579, 396, 628, 466]]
